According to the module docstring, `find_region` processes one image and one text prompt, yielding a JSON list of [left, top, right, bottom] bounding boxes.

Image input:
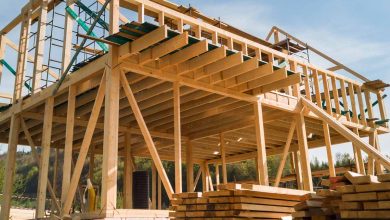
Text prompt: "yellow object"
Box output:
[[87, 179, 96, 211]]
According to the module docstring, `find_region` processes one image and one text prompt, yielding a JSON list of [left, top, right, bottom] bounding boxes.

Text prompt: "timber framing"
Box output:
[[0, 0, 388, 218]]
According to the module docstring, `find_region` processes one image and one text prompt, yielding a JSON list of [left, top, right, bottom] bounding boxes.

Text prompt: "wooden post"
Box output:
[[61, 0, 74, 72], [157, 175, 162, 209], [32, 0, 48, 93], [177, 18, 184, 33], [0, 115, 20, 220], [254, 99, 269, 185], [0, 35, 6, 83], [89, 145, 95, 181], [36, 97, 54, 218], [352, 128, 365, 174], [174, 82, 182, 193], [186, 141, 194, 192], [152, 164, 157, 209], [274, 121, 296, 186], [206, 165, 214, 191], [215, 163, 220, 187], [14, 5, 32, 101], [101, 0, 120, 211], [123, 132, 133, 208], [201, 163, 208, 192], [158, 11, 165, 26], [61, 86, 75, 203], [367, 130, 376, 175], [296, 106, 313, 191], [51, 148, 59, 212], [323, 122, 336, 177], [293, 150, 303, 190], [220, 133, 228, 184], [377, 90, 388, 127], [138, 3, 144, 23]]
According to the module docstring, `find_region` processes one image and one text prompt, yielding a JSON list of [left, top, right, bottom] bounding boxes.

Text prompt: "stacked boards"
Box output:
[[338, 172, 390, 219], [292, 189, 342, 220], [170, 183, 310, 219]]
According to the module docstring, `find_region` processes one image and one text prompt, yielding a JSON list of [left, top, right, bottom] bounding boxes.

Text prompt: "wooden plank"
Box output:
[[323, 122, 336, 177], [152, 163, 157, 209], [339, 201, 363, 210], [348, 82, 358, 123], [174, 82, 182, 193], [61, 0, 74, 75], [355, 182, 390, 193], [302, 97, 390, 170], [321, 73, 332, 114], [342, 192, 377, 202], [274, 120, 296, 186], [62, 75, 106, 215], [339, 79, 351, 121], [0, 115, 20, 220], [186, 141, 194, 192], [294, 150, 303, 190], [120, 71, 174, 199], [253, 99, 268, 185], [220, 133, 228, 184], [36, 97, 54, 218], [137, 3, 144, 23], [330, 76, 341, 114], [32, 0, 48, 93], [61, 86, 76, 203], [378, 173, 390, 182], [296, 105, 313, 191], [356, 85, 367, 126], [123, 132, 133, 208]]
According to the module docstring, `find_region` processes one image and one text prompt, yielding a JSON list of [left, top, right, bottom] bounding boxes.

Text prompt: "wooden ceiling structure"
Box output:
[[0, 0, 389, 219]]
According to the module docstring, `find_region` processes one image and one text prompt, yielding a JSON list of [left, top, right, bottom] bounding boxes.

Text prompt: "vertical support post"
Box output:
[[14, 5, 32, 101], [352, 128, 365, 174], [296, 106, 313, 191], [254, 98, 269, 185], [174, 82, 182, 193], [227, 37, 233, 50], [323, 122, 336, 177], [377, 90, 387, 127], [123, 132, 133, 208], [89, 145, 95, 180], [0, 35, 6, 83], [201, 162, 208, 192], [137, 3, 144, 23], [177, 18, 184, 33], [219, 133, 228, 184], [61, 0, 74, 72], [186, 141, 194, 192], [194, 25, 201, 38], [158, 11, 165, 26], [101, 0, 120, 211], [61, 86, 75, 203], [367, 130, 376, 175], [32, 0, 48, 93], [0, 115, 20, 220], [151, 164, 157, 209], [215, 163, 220, 187], [157, 175, 162, 209], [212, 32, 218, 45], [51, 148, 59, 211], [37, 97, 54, 218], [293, 150, 303, 190]]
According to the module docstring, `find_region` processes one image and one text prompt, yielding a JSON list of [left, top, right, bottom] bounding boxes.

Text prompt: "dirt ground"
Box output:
[[0, 208, 35, 220]]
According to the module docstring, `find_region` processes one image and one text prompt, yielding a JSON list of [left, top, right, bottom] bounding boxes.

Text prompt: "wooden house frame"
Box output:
[[0, 0, 388, 219]]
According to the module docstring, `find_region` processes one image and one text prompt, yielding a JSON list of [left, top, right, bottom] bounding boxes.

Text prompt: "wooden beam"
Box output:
[[151, 163, 157, 209], [254, 99, 268, 185], [61, 0, 74, 76], [186, 141, 194, 192], [32, 0, 48, 93], [353, 128, 365, 175], [220, 133, 228, 184], [302, 97, 390, 170], [174, 82, 182, 193], [323, 122, 336, 177], [36, 97, 54, 218], [137, 3, 144, 23], [0, 115, 20, 220], [120, 71, 174, 199], [123, 132, 133, 208], [274, 121, 296, 186], [293, 150, 303, 190], [61, 86, 75, 203], [296, 104, 313, 191], [62, 74, 106, 215], [101, 1, 120, 210]]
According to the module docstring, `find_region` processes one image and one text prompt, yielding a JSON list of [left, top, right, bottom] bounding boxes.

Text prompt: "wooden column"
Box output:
[[32, 0, 48, 93], [123, 132, 133, 208], [137, 3, 144, 23], [220, 133, 228, 184], [36, 97, 54, 218], [201, 163, 208, 192], [152, 163, 157, 209], [367, 130, 376, 175], [61, 86, 75, 203], [0, 115, 20, 220], [101, 0, 120, 211], [0, 35, 6, 82], [61, 0, 74, 72], [323, 123, 336, 177], [51, 148, 59, 211], [352, 128, 365, 174], [186, 141, 194, 192], [89, 145, 95, 180], [174, 82, 182, 193], [293, 150, 303, 190], [296, 107, 313, 191], [157, 175, 162, 209], [14, 5, 31, 101], [215, 163, 220, 187], [254, 99, 269, 185]]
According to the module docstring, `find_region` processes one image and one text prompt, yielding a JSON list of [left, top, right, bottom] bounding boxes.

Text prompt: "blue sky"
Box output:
[[0, 0, 390, 162]]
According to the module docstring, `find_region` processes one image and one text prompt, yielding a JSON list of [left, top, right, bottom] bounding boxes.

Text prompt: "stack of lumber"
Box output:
[[337, 171, 390, 219], [170, 183, 310, 219], [292, 189, 341, 220], [320, 176, 351, 190]]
